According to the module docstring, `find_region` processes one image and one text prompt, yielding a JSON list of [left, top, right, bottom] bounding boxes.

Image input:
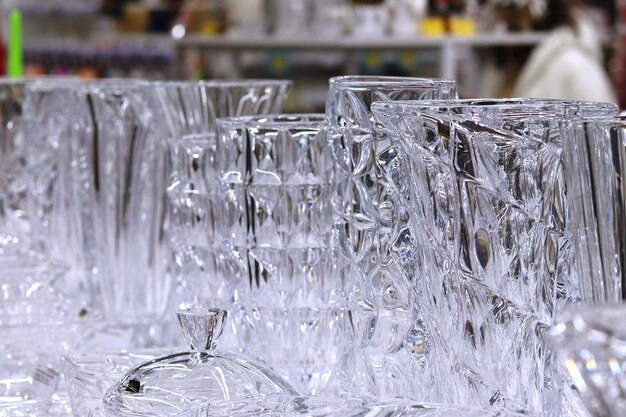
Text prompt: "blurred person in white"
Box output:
[[512, 0, 617, 102]]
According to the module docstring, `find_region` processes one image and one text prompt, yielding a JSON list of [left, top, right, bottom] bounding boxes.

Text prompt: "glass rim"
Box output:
[[567, 114, 626, 125], [24, 77, 150, 94], [372, 98, 618, 119], [155, 79, 292, 89], [329, 75, 455, 90], [0, 75, 82, 87], [62, 348, 171, 376], [167, 132, 216, 144], [216, 113, 326, 128]]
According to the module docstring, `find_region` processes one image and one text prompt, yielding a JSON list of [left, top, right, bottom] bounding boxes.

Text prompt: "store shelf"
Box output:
[[24, 34, 175, 60], [175, 32, 551, 81], [177, 32, 550, 50]]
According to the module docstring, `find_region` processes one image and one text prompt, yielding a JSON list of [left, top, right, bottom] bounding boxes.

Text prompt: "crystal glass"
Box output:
[[215, 114, 346, 395], [561, 116, 626, 304], [24, 79, 171, 322], [0, 77, 83, 261], [550, 304, 626, 417], [325, 76, 457, 398], [0, 79, 26, 245], [63, 349, 171, 417], [157, 80, 291, 311], [0, 286, 99, 406], [369, 99, 617, 413], [154, 80, 291, 138], [0, 399, 73, 417], [103, 308, 298, 417]]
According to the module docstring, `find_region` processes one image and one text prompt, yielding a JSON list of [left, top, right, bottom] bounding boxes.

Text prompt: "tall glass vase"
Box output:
[[371, 98, 617, 415], [24, 79, 169, 325], [325, 76, 457, 398]]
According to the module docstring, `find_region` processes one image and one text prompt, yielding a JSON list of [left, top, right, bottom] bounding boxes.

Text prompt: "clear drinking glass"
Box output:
[[215, 114, 346, 396], [369, 98, 617, 414], [156, 80, 291, 312], [325, 76, 457, 398]]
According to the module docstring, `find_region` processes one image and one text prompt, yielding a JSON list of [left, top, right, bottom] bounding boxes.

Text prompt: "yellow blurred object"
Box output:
[[449, 16, 476, 36], [118, 3, 149, 33], [25, 64, 46, 76], [420, 16, 446, 36], [185, 4, 226, 35], [76, 67, 100, 79]]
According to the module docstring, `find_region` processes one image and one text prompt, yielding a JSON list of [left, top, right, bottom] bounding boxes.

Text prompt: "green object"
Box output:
[[7, 8, 23, 78], [265, 49, 291, 75]]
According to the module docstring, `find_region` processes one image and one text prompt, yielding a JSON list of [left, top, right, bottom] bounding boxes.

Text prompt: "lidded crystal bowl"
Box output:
[[103, 308, 299, 417]]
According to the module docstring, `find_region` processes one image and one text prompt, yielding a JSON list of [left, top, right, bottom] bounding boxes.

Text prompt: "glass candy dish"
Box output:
[[103, 308, 299, 417], [64, 349, 173, 417], [176, 400, 530, 417]]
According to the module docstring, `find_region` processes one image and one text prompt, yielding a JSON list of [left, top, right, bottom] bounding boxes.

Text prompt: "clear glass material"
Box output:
[[158, 80, 291, 312], [0, 79, 27, 251], [24, 79, 170, 320], [325, 76, 457, 398], [63, 349, 171, 417], [369, 99, 617, 414], [561, 116, 626, 304], [176, 401, 529, 417], [103, 308, 298, 417], [0, 399, 73, 417], [550, 304, 626, 417], [215, 114, 344, 396], [0, 286, 99, 406], [24, 79, 291, 320], [154, 80, 291, 137]]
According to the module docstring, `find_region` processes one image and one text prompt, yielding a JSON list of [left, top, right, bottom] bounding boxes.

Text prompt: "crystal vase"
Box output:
[[370, 98, 617, 414]]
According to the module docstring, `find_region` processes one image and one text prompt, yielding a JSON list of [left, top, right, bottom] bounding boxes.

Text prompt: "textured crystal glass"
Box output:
[[561, 116, 626, 304], [103, 308, 298, 417], [215, 114, 347, 395], [0, 79, 26, 248], [370, 99, 617, 413], [325, 76, 457, 398], [24, 79, 171, 322], [63, 349, 170, 417], [154, 80, 291, 137], [550, 304, 626, 417], [157, 80, 291, 311]]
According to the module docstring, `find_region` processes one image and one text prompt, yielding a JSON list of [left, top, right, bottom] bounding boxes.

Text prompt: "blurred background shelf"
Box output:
[[1, 0, 622, 110]]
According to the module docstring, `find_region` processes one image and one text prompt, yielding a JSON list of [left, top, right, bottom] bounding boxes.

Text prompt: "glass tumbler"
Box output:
[[155, 80, 291, 311], [370, 99, 617, 414], [325, 76, 457, 398], [215, 114, 346, 396]]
